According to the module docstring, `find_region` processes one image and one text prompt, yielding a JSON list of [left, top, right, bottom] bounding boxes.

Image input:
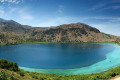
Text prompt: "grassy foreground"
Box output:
[[0, 59, 120, 80]]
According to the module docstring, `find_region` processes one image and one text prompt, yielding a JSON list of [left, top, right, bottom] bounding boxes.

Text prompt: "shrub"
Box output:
[[0, 59, 18, 71], [0, 70, 8, 80], [10, 73, 15, 80], [17, 71, 25, 77]]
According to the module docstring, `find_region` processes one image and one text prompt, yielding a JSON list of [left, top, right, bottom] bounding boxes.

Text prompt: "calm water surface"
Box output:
[[0, 43, 115, 69]]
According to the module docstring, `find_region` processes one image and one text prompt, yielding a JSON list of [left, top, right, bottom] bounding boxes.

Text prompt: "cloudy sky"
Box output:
[[0, 0, 120, 35]]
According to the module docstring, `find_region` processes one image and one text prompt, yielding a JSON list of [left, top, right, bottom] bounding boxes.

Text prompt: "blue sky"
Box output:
[[0, 0, 120, 36]]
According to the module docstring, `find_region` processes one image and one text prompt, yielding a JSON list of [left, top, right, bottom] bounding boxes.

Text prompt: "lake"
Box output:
[[0, 43, 120, 75]]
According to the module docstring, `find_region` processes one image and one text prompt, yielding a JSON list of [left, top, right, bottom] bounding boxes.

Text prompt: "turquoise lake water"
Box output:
[[0, 43, 120, 75]]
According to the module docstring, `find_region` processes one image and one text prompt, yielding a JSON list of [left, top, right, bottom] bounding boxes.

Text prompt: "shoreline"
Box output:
[[0, 41, 119, 46], [19, 45, 120, 75], [16, 42, 120, 75]]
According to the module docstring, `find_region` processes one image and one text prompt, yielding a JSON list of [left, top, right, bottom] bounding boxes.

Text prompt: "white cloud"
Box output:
[[74, 16, 120, 23], [0, 0, 16, 3], [97, 6, 120, 12], [110, 6, 120, 9], [91, 23, 120, 36], [89, 0, 120, 11], [37, 17, 75, 27], [36, 16, 120, 27], [0, 6, 33, 20], [20, 15, 33, 20], [0, 10, 4, 17], [57, 5, 64, 14], [8, 7, 18, 14], [18, 9, 34, 20], [0, 0, 23, 4], [88, 3, 106, 11], [0, 6, 5, 18]]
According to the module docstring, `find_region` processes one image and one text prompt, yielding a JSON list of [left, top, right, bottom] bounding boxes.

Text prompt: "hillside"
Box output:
[[0, 18, 119, 44], [32, 23, 118, 42]]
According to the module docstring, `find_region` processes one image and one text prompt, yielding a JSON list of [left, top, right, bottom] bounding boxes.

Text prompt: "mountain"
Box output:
[[0, 20, 31, 34], [0, 18, 6, 22], [0, 18, 119, 44], [30, 23, 119, 42]]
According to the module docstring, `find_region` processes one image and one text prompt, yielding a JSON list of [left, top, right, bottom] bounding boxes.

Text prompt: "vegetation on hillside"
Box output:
[[0, 59, 18, 72], [0, 18, 120, 45], [0, 59, 120, 80]]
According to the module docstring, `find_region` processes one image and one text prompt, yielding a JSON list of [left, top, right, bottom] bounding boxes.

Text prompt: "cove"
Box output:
[[0, 43, 120, 75]]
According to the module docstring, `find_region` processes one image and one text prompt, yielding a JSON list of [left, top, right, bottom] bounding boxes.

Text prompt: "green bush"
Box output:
[[0, 70, 9, 80], [10, 73, 15, 80], [17, 71, 25, 76], [0, 59, 18, 71]]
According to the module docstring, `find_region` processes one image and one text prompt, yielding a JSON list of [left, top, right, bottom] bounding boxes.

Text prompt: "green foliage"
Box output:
[[0, 70, 8, 80], [10, 73, 15, 80], [17, 70, 25, 77], [0, 70, 18, 80], [0, 59, 18, 71]]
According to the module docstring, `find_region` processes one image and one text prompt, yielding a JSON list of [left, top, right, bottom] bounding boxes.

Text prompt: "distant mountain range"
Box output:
[[0, 18, 119, 44]]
